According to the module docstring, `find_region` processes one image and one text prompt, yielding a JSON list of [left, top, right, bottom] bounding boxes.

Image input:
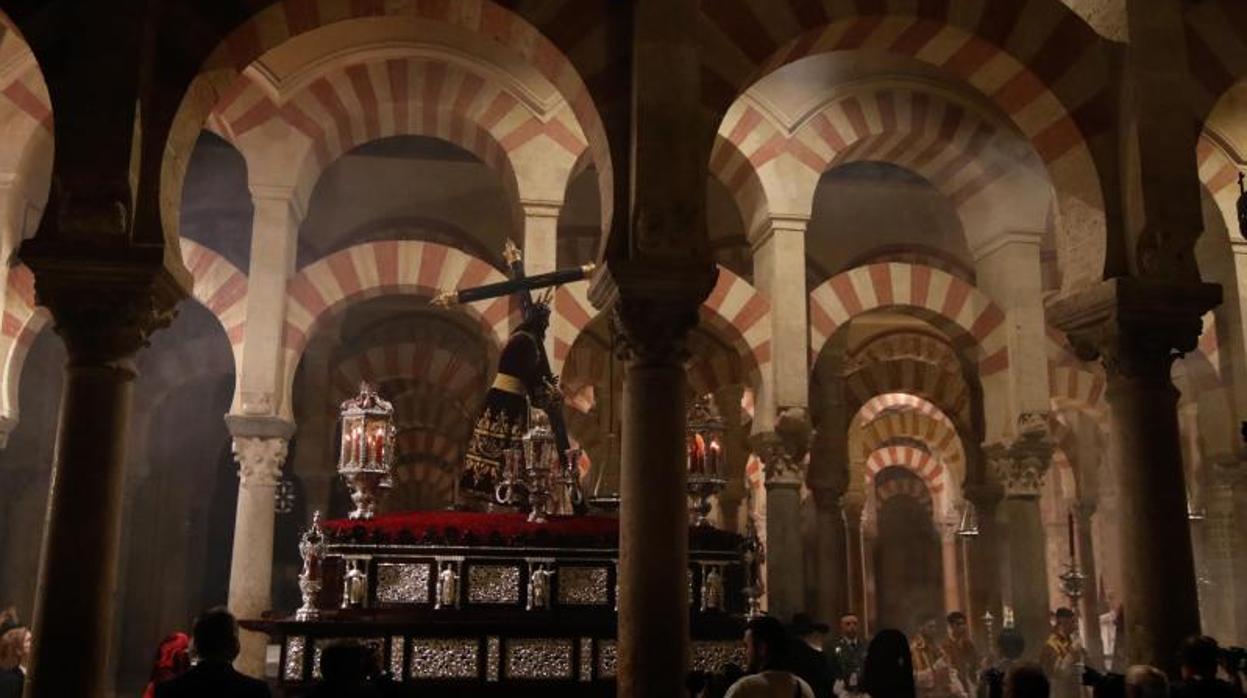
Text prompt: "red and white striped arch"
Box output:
[[182, 0, 609, 235], [180, 239, 248, 365], [843, 355, 973, 433], [700, 1, 1110, 287], [875, 471, 935, 515], [331, 342, 484, 411], [865, 445, 947, 513], [715, 87, 1044, 225], [0, 29, 51, 260], [810, 263, 1007, 374], [852, 329, 963, 374], [2, 241, 249, 429], [0, 263, 47, 423], [855, 392, 957, 430], [857, 409, 966, 480], [282, 240, 514, 402], [210, 55, 587, 208], [554, 265, 772, 388], [1047, 365, 1106, 418]]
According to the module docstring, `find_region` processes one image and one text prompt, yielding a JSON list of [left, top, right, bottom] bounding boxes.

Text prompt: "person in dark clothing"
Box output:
[[154, 608, 270, 698], [308, 641, 390, 698], [0, 626, 30, 698], [788, 613, 838, 698], [461, 300, 557, 499], [980, 628, 1027, 698], [1003, 663, 1049, 698], [864, 629, 917, 698], [1172, 635, 1242, 698]]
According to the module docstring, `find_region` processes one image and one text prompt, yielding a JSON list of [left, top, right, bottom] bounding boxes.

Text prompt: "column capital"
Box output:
[[225, 413, 296, 439], [249, 182, 307, 220], [1047, 277, 1220, 383], [985, 414, 1055, 498], [19, 252, 186, 365], [749, 213, 809, 249], [969, 229, 1045, 262], [1071, 498, 1097, 521], [751, 431, 803, 488], [590, 259, 716, 366], [841, 492, 866, 528], [232, 435, 290, 488], [520, 199, 562, 219]]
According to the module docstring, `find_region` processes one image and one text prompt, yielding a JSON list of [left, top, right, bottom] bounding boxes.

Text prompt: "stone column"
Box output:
[[224, 415, 294, 677], [1204, 460, 1247, 644], [812, 487, 847, 622], [751, 214, 810, 431], [862, 515, 879, 634], [1073, 499, 1105, 664], [940, 517, 962, 614], [962, 481, 1003, 648], [1050, 278, 1218, 672], [608, 297, 706, 697], [233, 183, 301, 418], [754, 428, 806, 621], [21, 267, 181, 698], [843, 494, 867, 622], [987, 425, 1054, 657]]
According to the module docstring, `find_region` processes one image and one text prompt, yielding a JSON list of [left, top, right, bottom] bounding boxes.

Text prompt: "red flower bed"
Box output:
[[320, 510, 743, 550]]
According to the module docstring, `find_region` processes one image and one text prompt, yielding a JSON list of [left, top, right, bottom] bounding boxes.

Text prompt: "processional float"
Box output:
[[244, 242, 761, 694]]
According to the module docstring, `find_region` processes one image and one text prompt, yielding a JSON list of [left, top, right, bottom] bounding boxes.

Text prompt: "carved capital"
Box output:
[[233, 436, 289, 488], [587, 257, 717, 366], [1071, 498, 1097, 522], [1048, 277, 1220, 385], [611, 296, 700, 365], [751, 431, 803, 487], [19, 241, 188, 365], [986, 417, 1055, 498]]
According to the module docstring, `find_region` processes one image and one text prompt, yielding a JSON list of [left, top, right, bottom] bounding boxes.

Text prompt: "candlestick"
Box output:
[[709, 439, 721, 476], [1067, 510, 1076, 563]]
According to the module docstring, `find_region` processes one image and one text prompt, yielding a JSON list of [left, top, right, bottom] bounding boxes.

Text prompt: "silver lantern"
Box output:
[[337, 382, 396, 520]]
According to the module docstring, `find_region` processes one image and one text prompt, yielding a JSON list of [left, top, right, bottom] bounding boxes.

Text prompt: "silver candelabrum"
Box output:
[[494, 410, 582, 522], [336, 383, 396, 520], [296, 511, 327, 621], [687, 473, 728, 527]]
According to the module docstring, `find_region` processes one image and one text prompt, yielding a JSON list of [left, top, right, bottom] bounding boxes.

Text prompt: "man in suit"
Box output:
[[787, 612, 837, 698], [155, 608, 270, 698]]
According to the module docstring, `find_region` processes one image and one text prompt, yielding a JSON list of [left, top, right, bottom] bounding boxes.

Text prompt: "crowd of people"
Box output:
[[693, 609, 1246, 698], [2, 599, 1245, 697]]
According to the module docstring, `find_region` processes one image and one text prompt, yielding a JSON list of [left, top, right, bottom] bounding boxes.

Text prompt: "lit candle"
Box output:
[[709, 440, 722, 476], [694, 433, 706, 474]]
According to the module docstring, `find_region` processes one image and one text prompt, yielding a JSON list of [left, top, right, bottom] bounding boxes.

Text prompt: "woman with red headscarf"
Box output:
[[142, 632, 191, 698]]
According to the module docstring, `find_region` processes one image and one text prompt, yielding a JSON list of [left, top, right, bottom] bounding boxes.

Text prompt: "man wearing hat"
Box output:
[[789, 612, 837, 698]]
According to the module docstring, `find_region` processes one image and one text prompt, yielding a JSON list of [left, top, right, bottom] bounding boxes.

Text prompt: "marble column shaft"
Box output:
[[843, 496, 867, 624], [21, 271, 180, 698], [757, 432, 804, 621], [812, 488, 848, 623], [1073, 501, 1105, 665], [1051, 278, 1218, 672], [962, 483, 1004, 649], [225, 417, 294, 677], [614, 302, 699, 698], [988, 430, 1054, 659]]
